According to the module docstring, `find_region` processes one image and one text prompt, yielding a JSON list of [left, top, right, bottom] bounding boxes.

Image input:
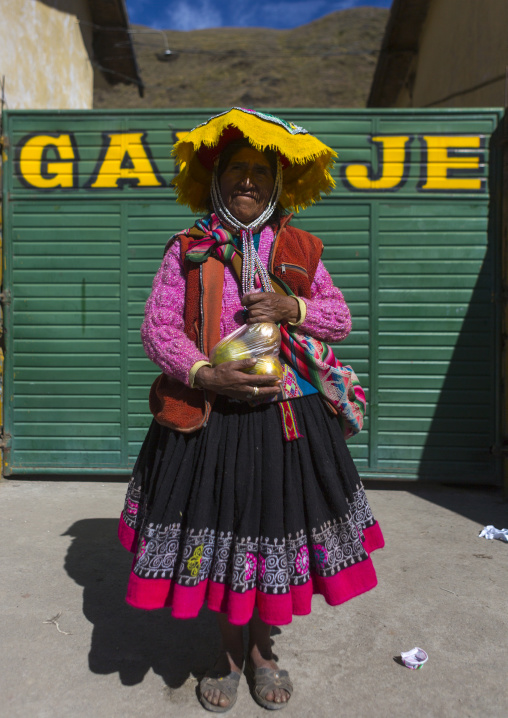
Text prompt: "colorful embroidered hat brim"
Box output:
[[172, 108, 337, 213]]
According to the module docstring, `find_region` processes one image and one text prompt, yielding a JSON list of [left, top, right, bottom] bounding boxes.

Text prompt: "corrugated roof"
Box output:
[[88, 0, 144, 97]]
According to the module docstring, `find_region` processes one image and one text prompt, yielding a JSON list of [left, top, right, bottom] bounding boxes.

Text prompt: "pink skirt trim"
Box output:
[[118, 515, 139, 553], [118, 517, 384, 626]]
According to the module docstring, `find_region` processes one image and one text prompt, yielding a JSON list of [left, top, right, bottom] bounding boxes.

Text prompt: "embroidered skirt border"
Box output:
[[119, 517, 384, 625]]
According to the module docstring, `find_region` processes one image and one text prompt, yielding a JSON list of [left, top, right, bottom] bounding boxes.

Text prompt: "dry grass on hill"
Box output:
[[94, 7, 388, 109]]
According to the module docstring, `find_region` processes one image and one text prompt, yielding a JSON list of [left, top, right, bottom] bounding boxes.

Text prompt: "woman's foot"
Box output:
[[248, 646, 292, 707], [200, 651, 243, 711], [200, 614, 245, 711], [248, 610, 292, 708]]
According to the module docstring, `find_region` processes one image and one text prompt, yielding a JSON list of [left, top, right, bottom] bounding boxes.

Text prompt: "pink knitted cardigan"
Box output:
[[141, 224, 352, 386]]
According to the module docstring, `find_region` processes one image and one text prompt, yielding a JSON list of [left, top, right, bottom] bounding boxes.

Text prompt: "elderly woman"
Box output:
[[119, 109, 384, 712]]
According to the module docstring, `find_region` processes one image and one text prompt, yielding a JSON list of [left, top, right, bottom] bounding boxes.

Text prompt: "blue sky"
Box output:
[[125, 0, 392, 31]]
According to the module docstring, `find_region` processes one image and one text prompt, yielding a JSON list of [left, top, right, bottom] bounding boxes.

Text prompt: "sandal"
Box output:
[[199, 669, 241, 713], [246, 660, 293, 710]]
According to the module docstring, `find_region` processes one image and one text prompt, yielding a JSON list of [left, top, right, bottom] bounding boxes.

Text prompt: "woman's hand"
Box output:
[[242, 293, 300, 324], [194, 358, 281, 400]]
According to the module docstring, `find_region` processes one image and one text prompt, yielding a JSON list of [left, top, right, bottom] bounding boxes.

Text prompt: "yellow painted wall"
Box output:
[[396, 0, 508, 108], [0, 0, 94, 109]]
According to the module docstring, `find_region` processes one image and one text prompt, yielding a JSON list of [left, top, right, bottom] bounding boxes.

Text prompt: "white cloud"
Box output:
[[162, 0, 223, 31], [126, 0, 386, 32]]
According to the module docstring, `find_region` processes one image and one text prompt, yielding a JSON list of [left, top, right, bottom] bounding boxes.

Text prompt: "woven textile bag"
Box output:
[[278, 326, 366, 440]]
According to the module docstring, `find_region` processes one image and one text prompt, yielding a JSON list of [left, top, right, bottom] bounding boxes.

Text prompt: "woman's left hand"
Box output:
[[242, 293, 300, 324]]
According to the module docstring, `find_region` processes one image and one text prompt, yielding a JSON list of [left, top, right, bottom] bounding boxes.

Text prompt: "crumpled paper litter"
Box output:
[[478, 525, 508, 542]]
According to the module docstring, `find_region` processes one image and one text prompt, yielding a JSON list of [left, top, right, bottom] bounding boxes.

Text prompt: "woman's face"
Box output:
[[219, 147, 275, 225]]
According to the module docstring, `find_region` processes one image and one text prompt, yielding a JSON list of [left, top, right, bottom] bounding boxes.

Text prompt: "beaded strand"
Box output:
[[211, 154, 282, 296], [241, 228, 273, 295]]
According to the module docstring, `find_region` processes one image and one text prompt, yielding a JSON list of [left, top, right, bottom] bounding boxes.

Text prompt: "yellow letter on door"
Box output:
[[17, 133, 77, 190], [341, 136, 412, 191], [87, 132, 165, 189], [418, 136, 485, 192]]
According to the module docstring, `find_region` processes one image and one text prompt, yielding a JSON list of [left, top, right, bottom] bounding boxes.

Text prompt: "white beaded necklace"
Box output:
[[211, 156, 282, 295]]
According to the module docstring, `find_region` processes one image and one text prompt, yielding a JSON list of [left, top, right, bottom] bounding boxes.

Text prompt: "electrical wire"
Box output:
[[95, 48, 376, 60], [77, 19, 378, 58], [423, 73, 506, 108], [91, 62, 144, 88]]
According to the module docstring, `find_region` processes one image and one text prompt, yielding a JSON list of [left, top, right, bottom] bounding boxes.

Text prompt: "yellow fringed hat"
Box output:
[[172, 108, 337, 213]]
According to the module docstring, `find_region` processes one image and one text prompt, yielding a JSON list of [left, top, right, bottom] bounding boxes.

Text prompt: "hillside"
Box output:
[[93, 7, 389, 109]]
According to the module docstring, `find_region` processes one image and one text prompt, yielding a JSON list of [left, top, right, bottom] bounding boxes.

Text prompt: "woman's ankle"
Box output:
[[216, 613, 244, 670], [220, 647, 244, 673], [248, 643, 274, 664]]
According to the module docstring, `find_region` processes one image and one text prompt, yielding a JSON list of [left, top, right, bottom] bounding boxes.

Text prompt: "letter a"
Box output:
[[87, 132, 165, 189]]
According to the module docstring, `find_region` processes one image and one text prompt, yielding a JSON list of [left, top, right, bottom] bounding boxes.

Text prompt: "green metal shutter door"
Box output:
[[126, 202, 190, 466], [6, 201, 123, 470], [291, 200, 371, 470], [2, 109, 502, 482], [376, 200, 496, 478], [291, 110, 501, 480]]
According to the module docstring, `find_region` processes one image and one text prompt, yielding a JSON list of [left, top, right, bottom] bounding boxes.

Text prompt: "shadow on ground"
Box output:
[[62, 518, 221, 688], [60, 486, 505, 693], [364, 479, 507, 528], [62, 517, 283, 689]]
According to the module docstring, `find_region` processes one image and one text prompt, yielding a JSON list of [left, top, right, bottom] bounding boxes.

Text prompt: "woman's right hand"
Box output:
[[194, 358, 281, 401]]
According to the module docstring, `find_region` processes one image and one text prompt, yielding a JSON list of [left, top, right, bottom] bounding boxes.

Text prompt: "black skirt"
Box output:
[[119, 394, 384, 625]]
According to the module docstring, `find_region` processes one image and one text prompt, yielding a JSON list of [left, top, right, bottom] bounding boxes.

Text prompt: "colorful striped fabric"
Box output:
[[185, 214, 237, 263], [278, 400, 304, 441], [185, 214, 265, 289], [279, 326, 366, 440]]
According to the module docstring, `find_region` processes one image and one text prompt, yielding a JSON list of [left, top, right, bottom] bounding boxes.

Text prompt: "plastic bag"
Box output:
[[210, 322, 283, 380]]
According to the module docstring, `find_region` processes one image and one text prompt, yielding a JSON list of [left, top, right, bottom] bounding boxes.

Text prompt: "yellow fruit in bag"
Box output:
[[245, 355, 284, 380], [210, 322, 282, 371], [247, 322, 281, 353], [211, 338, 250, 366]]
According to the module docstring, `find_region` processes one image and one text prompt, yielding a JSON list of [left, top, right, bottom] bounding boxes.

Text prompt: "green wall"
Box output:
[[1, 109, 503, 481]]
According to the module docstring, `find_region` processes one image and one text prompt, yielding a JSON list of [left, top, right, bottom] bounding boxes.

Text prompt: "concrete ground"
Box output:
[[1, 478, 507, 718]]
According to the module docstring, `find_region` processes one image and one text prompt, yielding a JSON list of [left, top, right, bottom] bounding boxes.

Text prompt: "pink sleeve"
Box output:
[[299, 259, 352, 342], [140, 239, 209, 386]]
